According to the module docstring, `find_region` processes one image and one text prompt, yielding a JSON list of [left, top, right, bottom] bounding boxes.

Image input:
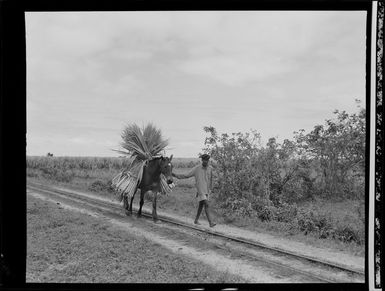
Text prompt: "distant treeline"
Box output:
[[27, 156, 200, 171]]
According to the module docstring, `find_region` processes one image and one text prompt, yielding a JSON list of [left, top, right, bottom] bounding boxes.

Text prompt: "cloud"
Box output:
[[177, 141, 199, 147], [27, 11, 364, 89], [109, 49, 153, 62], [26, 11, 366, 157], [68, 137, 91, 144], [91, 74, 141, 97], [178, 54, 294, 86], [174, 11, 365, 87]]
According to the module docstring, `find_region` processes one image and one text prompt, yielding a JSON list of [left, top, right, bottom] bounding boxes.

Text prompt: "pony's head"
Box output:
[[159, 155, 173, 184]]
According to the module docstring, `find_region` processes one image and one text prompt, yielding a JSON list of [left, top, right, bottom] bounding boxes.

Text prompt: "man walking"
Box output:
[[172, 154, 216, 227]]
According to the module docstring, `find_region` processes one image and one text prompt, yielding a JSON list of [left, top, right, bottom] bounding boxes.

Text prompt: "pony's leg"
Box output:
[[152, 191, 158, 222], [123, 196, 130, 216], [137, 190, 145, 217], [128, 188, 137, 216]]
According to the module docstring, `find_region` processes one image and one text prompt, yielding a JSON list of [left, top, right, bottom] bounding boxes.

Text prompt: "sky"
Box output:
[[26, 11, 366, 158]]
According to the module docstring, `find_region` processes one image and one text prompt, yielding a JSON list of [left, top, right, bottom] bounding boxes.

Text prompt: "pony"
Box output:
[[123, 155, 173, 222]]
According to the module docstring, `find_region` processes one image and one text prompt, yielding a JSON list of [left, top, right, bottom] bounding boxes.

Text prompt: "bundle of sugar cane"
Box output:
[[112, 159, 147, 201], [114, 175, 134, 200], [116, 176, 138, 202], [113, 171, 132, 185], [112, 172, 129, 188], [111, 172, 124, 185], [160, 174, 175, 195], [112, 123, 171, 199], [113, 123, 169, 161]]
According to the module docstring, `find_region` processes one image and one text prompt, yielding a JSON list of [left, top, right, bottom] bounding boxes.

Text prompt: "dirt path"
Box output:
[[27, 191, 246, 283], [51, 184, 364, 273], [28, 190, 308, 283]]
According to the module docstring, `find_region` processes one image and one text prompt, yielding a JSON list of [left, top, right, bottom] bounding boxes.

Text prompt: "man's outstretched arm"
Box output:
[[172, 166, 196, 179]]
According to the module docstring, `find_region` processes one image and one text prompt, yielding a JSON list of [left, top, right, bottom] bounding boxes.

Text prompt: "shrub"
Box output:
[[319, 227, 336, 239], [334, 223, 364, 245], [296, 209, 331, 235], [52, 169, 75, 183], [294, 102, 365, 200], [257, 205, 277, 222], [37, 166, 74, 182], [275, 202, 298, 223], [297, 215, 316, 233], [27, 168, 39, 178], [88, 180, 114, 193], [292, 208, 365, 244], [220, 196, 254, 218]]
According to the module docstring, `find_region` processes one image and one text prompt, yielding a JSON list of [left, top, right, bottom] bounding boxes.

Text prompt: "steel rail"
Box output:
[[27, 182, 364, 282]]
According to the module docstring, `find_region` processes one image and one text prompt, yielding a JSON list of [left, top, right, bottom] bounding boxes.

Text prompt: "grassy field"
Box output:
[[27, 194, 245, 283], [27, 156, 365, 256]]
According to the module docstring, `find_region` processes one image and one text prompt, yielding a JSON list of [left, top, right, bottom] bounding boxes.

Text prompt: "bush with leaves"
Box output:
[[334, 224, 364, 244], [202, 126, 262, 202], [221, 196, 254, 218], [294, 100, 365, 199], [88, 180, 115, 193], [253, 138, 314, 206], [202, 126, 311, 208], [275, 202, 298, 223]]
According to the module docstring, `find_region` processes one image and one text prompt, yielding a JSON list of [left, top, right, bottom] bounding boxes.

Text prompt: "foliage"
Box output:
[[294, 100, 365, 199], [252, 138, 315, 205], [202, 126, 261, 201], [27, 156, 133, 171], [203, 101, 365, 205], [115, 123, 169, 160], [202, 127, 313, 207], [201, 102, 365, 245], [251, 202, 364, 245], [37, 166, 75, 183], [220, 196, 254, 219], [88, 180, 114, 193]]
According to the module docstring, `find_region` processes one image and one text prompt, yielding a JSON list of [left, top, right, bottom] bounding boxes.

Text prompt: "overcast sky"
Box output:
[[26, 11, 366, 158]]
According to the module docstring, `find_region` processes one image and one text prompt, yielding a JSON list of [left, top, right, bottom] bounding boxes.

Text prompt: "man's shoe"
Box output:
[[209, 223, 216, 227], [194, 221, 201, 225]]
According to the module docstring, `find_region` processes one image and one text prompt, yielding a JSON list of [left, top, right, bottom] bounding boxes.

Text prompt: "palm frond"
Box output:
[[117, 123, 169, 160], [143, 123, 162, 153]]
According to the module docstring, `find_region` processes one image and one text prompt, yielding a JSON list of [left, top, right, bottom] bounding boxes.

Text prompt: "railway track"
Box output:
[[27, 182, 364, 283]]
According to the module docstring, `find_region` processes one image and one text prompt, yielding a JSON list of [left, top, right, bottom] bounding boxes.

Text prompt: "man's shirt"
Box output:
[[174, 164, 213, 201]]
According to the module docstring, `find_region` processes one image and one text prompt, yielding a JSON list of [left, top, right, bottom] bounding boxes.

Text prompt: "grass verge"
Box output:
[[27, 194, 245, 283]]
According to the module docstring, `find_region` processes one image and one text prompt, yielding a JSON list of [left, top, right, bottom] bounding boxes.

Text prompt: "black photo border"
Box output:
[[0, 1, 383, 291], [374, 1, 383, 289]]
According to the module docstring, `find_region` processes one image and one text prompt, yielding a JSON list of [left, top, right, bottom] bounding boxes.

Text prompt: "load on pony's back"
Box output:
[[111, 123, 174, 222]]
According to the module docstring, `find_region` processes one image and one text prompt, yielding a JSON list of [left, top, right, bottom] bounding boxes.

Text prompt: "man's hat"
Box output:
[[200, 154, 210, 160]]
